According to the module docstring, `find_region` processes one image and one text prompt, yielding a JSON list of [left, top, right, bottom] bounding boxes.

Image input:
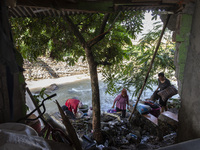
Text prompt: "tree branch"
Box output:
[[99, 13, 110, 34], [64, 14, 97, 66], [78, 14, 94, 33], [64, 15, 87, 49], [88, 12, 121, 47], [88, 13, 110, 47]]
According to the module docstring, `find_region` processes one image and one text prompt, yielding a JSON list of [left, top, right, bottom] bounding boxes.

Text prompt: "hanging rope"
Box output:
[[128, 14, 171, 122]]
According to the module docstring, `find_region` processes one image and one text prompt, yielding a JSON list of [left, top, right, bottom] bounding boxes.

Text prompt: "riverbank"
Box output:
[[26, 74, 91, 90], [23, 56, 95, 81]]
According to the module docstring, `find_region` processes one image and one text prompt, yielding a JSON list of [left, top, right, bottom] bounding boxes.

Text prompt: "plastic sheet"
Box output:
[[133, 103, 152, 114], [0, 123, 51, 150]]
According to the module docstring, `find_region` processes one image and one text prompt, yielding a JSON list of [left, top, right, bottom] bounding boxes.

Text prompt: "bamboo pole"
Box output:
[[128, 15, 171, 121]]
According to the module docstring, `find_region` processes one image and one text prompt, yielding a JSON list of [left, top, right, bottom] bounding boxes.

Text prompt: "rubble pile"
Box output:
[[63, 111, 178, 150]]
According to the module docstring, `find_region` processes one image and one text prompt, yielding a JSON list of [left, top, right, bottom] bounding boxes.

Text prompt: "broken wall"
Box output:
[[175, 0, 200, 142]]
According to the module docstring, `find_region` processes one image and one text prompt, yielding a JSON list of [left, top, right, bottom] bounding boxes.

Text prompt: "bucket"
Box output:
[[26, 114, 41, 134]]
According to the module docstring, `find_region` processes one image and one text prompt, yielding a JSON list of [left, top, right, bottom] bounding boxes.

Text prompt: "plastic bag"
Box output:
[[133, 103, 152, 114]]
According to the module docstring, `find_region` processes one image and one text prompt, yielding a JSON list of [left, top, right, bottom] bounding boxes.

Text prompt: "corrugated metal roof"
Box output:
[[9, 6, 86, 17], [7, 0, 194, 17], [8, 6, 174, 17]]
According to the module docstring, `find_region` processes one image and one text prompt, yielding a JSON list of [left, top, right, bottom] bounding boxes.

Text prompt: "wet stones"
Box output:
[[45, 84, 59, 93]]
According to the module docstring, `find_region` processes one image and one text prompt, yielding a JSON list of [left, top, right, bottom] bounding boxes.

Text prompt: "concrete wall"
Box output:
[[177, 0, 200, 142], [174, 4, 194, 95]]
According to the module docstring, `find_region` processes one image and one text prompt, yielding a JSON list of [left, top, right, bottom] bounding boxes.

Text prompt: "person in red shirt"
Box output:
[[65, 98, 82, 115]]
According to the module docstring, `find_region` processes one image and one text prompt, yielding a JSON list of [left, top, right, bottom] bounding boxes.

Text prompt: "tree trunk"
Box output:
[[64, 15, 103, 143], [86, 47, 103, 143]]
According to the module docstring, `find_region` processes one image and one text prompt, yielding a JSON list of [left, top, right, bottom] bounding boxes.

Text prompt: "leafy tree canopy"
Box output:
[[10, 11, 144, 66]]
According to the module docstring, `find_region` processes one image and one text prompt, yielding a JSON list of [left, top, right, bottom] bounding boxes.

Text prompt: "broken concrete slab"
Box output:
[[158, 111, 178, 127], [142, 113, 158, 126]]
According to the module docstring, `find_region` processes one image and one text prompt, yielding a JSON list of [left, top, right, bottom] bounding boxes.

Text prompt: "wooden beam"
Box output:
[[23, 6, 32, 17], [18, 6, 27, 16], [117, 2, 161, 6], [162, 0, 195, 4], [12, 7, 22, 16], [16, 0, 113, 12], [78, 1, 113, 11], [27, 7, 36, 17], [115, 0, 161, 5], [9, 9, 18, 17]]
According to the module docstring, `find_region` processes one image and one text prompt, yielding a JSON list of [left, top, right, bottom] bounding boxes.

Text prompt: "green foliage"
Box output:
[[102, 21, 176, 98], [33, 88, 49, 105], [10, 11, 144, 66], [10, 17, 84, 62], [116, 11, 144, 39], [25, 88, 50, 112], [168, 98, 181, 110]]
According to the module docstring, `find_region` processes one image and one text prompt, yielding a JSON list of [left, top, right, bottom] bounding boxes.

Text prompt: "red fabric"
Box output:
[[65, 99, 80, 114]]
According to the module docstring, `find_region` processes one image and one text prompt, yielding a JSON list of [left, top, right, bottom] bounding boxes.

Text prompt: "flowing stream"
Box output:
[[27, 75, 178, 115]]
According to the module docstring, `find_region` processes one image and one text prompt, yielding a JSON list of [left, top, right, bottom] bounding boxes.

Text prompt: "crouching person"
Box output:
[[62, 97, 83, 119]]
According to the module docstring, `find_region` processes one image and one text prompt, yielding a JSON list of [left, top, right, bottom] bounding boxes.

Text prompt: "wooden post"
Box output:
[[128, 15, 171, 121]]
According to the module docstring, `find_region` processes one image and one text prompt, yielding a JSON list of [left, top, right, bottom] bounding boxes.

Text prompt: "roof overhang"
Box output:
[[7, 0, 195, 17]]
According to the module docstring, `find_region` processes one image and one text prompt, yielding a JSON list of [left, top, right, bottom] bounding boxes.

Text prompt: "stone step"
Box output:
[[158, 111, 178, 127], [142, 111, 178, 127], [142, 113, 158, 126], [161, 111, 178, 122], [158, 111, 178, 131]]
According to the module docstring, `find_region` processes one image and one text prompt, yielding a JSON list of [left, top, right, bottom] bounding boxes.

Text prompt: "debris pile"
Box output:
[[52, 110, 178, 150]]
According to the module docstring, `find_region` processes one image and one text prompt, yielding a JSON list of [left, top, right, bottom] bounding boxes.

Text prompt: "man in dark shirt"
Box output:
[[153, 72, 171, 112]]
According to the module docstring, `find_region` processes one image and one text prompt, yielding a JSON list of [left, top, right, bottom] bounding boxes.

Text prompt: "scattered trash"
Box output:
[[79, 105, 89, 113], [81, 135, 96, 150], [96, 144, 104, 150], [107, 108, 117, 113], [51, 106, 178, 150], [87, 107, 93, 117], [163, 132, 177, 141], [133, 103, 152, 114]]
